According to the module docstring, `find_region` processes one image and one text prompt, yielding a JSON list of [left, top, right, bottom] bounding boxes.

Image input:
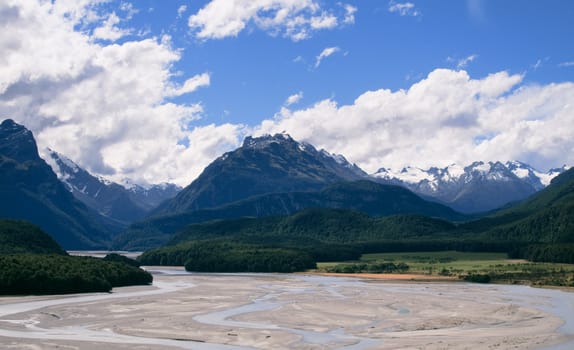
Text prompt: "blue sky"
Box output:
[[128, 0, 574, 126], [1, 0, 574, 185]]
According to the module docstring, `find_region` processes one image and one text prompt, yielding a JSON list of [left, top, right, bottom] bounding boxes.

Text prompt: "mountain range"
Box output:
[[154, 133, 566, 218], [1, 119, 569, 251], [0, 119, 179, 249], [373, 161, 567, 213]]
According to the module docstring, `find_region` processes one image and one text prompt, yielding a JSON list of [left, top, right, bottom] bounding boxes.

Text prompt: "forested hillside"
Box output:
[[463, 168, 574, 242], [138, 208, 468, 271]]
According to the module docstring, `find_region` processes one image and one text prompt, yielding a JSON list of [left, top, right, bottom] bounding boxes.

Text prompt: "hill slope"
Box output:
[[167, 208, 458, 247], [140, 169, 574, 268], [0, 219, 66, 255], [468, 167, 574, 243]]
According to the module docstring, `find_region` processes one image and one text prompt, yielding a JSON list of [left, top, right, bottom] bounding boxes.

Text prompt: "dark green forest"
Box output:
[[0, 254, 152, 295], [0, 219, 152, 295]]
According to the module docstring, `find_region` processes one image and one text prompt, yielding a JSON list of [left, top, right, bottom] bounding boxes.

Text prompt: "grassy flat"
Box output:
[[317, 251, 574, 286]]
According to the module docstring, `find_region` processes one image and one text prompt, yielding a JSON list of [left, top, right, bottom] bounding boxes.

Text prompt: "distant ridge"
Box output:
[[46, 149, 180, 224]]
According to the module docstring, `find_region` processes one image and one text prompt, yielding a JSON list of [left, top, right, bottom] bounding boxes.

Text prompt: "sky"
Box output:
[[1, 0, 574, 187]]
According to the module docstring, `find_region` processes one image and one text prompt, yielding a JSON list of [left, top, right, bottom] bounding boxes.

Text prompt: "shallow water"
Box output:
[[495, 284, 574, 350]]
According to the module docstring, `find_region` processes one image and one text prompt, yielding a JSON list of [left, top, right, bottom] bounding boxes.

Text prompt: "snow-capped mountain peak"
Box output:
[[372, 160, 568, 213], [504, 161, 570, 189]]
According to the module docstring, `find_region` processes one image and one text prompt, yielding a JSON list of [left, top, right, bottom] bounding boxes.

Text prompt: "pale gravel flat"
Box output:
[[0, 268, 573, 350]]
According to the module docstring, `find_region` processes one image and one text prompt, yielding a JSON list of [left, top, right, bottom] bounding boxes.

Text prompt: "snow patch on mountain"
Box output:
[[376, 167, 435, 185], [446, 164, 465, 179], [44, 148, 80, 188], [535, 167, 570, 186]]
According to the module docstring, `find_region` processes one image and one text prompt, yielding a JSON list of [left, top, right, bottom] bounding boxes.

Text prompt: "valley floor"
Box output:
[[0, 267, 573, 349]]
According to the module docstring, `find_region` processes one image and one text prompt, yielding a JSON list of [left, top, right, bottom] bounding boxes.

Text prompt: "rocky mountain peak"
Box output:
[[0, 119, 39, 162], [153, 133, 367, 215], [242, 133, 296, 149]]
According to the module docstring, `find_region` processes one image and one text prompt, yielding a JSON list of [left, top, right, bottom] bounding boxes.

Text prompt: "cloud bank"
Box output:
[[256, 69, 574, 173]]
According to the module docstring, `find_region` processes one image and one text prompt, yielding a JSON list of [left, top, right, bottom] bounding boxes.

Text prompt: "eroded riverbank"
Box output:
[[0, 267, 573, 349]]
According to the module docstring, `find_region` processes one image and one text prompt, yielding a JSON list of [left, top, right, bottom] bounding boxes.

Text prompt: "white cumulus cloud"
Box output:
[[188, 0, 356, 41], [343, 4, 357, 24], [166, 73, 211, 97], [285, 91, 304, 106], [255, 68, 574, 173], [315, 46, 340, 68], [177, 5, 187, 19], [92, 12, 131, 41], [447, 54, 478, 69], [0, 0, 235, 186], [388, 1, 421, 17]]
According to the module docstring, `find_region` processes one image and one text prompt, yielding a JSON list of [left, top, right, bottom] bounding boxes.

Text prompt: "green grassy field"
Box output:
[[317, 251, 574, 286]]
